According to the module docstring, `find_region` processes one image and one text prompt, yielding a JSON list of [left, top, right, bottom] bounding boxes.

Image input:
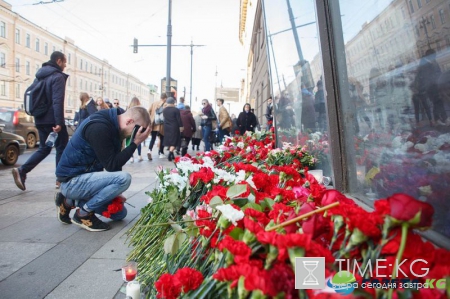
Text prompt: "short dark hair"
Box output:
[[50, 51, 65, 63], [217, 98, 224, 104]]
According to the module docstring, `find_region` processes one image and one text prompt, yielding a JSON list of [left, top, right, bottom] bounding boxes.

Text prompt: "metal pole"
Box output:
[[190, 39, 193, 107], [166, 0, 172, 95], [268, 32, 282, 96], [286, 0, 303, 62]]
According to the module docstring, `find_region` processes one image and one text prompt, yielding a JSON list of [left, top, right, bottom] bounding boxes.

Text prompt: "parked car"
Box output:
[[0, 107, 39, 148], [0, 124, 26, 165]]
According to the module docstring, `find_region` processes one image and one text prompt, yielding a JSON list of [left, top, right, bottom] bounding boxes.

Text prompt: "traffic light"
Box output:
[[133, 38, 138, 53]]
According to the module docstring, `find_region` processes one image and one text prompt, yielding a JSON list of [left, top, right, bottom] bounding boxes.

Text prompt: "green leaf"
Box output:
[[229, 227, 244, 240], [168, 188, 178, 202], [233, 197, 249, 207], [242, 202, 263, 212], [163, 234, 176, 254], [262, 198, 275, 210], [288, 247, 305, 267], [227, 184, 247, 199], [176, 232, 187, 247], [168, 220, 183, 233], [164, 202, 174, 214], [209, 196, 224, 209]]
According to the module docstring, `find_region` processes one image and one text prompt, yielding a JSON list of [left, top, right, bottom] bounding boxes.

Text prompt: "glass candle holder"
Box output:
[[122, 261, 137, 282]]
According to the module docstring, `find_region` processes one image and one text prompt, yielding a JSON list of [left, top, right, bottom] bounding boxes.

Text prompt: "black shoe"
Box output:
[[192, 145, 195, 150], [55, 192, 73, 225], [12, 168, 26, 191], [71, 210, 111, 232], [168, 152, 173, 161], [197, 147, 200, 151], [176, 150, 180, 155]]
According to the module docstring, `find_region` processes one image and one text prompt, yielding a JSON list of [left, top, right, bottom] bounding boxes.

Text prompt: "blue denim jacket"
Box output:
[[56, 109, 120, 182]]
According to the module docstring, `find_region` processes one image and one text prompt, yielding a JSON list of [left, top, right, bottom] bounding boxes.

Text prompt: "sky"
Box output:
[[11, 0, 245, 103]]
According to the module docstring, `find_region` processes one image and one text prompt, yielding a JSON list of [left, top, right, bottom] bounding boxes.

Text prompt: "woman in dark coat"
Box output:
[[163, 97, 183, 161], [180, 105, 196, 156], [236, 103, 257, 135], [76, 92, 97, 128]]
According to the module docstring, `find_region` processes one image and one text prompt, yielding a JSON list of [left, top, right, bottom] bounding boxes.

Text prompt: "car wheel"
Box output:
[[1, 144, 19, 166], [26, 133, 37, 148]]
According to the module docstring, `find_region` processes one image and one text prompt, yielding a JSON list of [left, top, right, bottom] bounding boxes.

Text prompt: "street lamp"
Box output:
[[419, 16, 431, 49]]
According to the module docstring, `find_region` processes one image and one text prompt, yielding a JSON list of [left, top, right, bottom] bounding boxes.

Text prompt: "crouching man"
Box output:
[[55, 107, 151, 231]]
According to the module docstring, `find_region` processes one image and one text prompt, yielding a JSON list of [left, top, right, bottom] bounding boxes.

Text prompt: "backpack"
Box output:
[[24, 77, 50, 118], [154, 104, 164, 125]]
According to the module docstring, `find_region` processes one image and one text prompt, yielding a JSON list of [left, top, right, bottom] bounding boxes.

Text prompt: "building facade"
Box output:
[[0, 0, 155, 118], [242, 0, 450, 247]]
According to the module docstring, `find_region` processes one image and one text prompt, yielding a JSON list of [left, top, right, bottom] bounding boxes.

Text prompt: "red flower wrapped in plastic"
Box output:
[[102, 196, 124, 218]]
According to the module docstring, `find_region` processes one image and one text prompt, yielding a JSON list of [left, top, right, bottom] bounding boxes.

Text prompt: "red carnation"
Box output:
[[174, 267, 204, 293], [387, 193, 434, 229], [155, 273, 182, 299]]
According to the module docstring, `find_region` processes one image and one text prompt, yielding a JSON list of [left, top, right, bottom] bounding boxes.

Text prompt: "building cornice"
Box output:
[[239, 0, 249, 44]]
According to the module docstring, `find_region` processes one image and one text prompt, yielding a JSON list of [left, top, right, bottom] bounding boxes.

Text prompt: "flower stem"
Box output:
[[387, 222, 409, 299]]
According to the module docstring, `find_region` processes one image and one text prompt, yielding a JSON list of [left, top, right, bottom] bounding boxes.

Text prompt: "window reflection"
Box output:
[[264, 0, 333, 178], [336, 0, 450, 236]]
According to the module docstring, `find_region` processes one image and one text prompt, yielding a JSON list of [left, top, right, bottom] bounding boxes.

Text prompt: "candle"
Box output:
[[126, 281, 141, 299], [125, 268, 137, 281], [122, 261, 138, 282]]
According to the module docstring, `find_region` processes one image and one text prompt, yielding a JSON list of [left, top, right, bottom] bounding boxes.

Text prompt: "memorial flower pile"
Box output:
[[126, 131, 450, 299]]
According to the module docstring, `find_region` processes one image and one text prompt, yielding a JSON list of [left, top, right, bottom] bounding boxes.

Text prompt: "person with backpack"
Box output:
[[146, 93, 168, 160], [12, 51, 69, 191]]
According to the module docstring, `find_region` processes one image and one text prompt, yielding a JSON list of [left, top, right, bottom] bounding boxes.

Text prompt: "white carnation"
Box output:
[[216, 204, 244, 225]]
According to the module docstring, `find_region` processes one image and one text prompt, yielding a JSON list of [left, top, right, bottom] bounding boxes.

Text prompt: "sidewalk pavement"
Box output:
[[0, 145, 201, 299]]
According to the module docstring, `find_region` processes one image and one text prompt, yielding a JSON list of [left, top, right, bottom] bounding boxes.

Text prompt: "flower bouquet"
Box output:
[[126, 131, 450, 299]]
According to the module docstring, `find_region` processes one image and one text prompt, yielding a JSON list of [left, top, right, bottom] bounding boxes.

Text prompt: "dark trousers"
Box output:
[[149, 131, 164, 154], [20, 125, 69, 174], [218, 128, 230, 143], [181, 137, 191, 156]]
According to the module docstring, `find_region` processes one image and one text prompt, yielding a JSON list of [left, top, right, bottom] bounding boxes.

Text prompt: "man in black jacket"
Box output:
[[12, 51, 69, 191]]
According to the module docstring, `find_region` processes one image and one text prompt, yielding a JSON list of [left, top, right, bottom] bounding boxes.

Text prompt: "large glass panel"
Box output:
[[264, 0, 333, 178], [332, 0, 450, 237]]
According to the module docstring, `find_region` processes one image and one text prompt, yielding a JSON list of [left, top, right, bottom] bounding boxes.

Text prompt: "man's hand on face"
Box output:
[[133, 126, 151, 145]]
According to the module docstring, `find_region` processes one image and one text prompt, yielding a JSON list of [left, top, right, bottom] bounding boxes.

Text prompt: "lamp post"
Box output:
[[419, 16, 431, 49], [166, 0, 172, 96]]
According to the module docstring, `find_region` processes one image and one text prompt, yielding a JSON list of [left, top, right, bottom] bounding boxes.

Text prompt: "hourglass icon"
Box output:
[[303, 260, 319, 285]]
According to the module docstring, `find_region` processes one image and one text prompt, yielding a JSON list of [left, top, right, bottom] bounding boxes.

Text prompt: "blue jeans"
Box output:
[[218, 128, 229, 143], [202, 125, 212, 151], [60, 171, 131, 221], [20, 125, 68, 174]]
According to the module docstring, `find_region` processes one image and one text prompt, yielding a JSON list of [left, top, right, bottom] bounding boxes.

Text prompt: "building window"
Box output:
[[0, 21, 5, 38], [0, 52, 5, 68], [80, 59, 83, 70], [44, 42, 48, 55], [52, 46, 55, 52], [15, 29, 20, 44], [15, 58, 20, 72], [417, 0, 422, 9], [16, 84, 20, 98], [26, 34, 30, 47], [68, 77, 71, 87], [439, 9, 445, 24], [0, 80, 5, 96], [80, 79, 82, 89], [430, 15, 436, 29], [35, 38, 40, 52], [26, 61, 30, 75], [408, 0, 414, 13]]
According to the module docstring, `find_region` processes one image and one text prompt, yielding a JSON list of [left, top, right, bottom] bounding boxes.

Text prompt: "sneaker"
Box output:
[[55, 192, 73, 225], [147, 152, 152, 161], [129, 157, 134, 163], [159, 153, 166, 159], [71, 209, 111, 232], [12, 168, 26, 191], [138, 156, 143, 162], [55, 181, 61, 189]]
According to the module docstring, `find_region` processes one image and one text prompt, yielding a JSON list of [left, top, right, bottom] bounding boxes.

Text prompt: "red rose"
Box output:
[[387, 193, 434, 229]]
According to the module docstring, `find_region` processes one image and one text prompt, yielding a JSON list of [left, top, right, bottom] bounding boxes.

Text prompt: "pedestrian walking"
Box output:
[[199, 99, 217, 151], [76, 92, 97, 129], [162, 97, 183, 161], [180, 105, 196, 156], [236, 103, 257, 135], [192, 112, 202, 150], [216, 98, 232, 143], [12, 51, 69, 191], [147, 93, 167, 160]]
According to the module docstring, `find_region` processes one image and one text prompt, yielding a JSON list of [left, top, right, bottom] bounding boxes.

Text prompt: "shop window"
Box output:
[[333, 0, 450, 238]]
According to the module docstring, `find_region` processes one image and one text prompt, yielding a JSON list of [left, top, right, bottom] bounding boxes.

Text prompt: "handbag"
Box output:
[[154, 104, 164, 125], [209, 130, 219, 144]]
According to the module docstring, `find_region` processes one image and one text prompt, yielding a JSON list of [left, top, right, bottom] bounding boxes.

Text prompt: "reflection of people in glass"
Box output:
[[315, 80, 327, 131], [265, 97, 274, 130], [276, 96, 296, 129], [415, 49, 448, 126], [349, 77, 371, 134], [369, 68, 389, 130], [301, 83, 316, 131], [387, 63, 411, 131], [438, 70, 450, 104]]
